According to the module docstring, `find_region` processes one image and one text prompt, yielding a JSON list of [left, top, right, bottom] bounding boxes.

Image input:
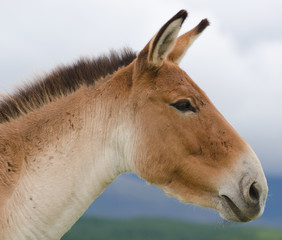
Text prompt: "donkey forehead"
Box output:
[[148, 62, 207, 100]]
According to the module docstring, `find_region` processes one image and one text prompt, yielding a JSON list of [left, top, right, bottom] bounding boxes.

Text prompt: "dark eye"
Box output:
[[170, 99, 196, 112]]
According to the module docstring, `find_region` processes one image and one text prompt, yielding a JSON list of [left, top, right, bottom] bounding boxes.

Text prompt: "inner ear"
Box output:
[[147, 10, 187, 68]]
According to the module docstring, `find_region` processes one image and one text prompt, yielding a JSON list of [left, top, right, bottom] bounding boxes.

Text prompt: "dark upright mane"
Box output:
[[0, 48, 137, 123]]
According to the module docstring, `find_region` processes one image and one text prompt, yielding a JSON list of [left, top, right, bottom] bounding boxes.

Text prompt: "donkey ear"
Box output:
[[138, 10, 187, 69], [168, 19, 209, 64]]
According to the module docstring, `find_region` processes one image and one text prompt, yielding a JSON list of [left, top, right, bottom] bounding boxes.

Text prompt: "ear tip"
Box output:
[[177, 9, 188, 18], [175, 9, 188, 23], [197, 18, 210, 34]]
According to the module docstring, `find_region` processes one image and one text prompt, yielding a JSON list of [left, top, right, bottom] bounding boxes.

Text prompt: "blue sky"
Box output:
[[0, 0, 281, 176]]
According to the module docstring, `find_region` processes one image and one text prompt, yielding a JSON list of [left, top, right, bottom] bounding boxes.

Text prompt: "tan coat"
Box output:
[[0, 10, 267, 239]]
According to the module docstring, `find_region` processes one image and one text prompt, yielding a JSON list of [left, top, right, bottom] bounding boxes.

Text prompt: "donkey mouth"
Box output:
[[221, 195, 251, 222]]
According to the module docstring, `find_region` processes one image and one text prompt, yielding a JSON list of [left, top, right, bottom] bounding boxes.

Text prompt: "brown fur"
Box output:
[[0, 49, 136, 123], [0, 128, 23, 208], [0, 49, 136, 211], [197, 19, 210, 34], [168, 19, 209, 64], [130, 60, 246, 206]]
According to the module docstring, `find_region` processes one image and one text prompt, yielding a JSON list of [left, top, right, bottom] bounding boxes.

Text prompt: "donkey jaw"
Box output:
[[217, 147, 268, 222], [158, 146, 268, 223]]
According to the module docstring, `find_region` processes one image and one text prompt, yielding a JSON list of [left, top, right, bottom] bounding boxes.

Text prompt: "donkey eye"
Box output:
[[170, 99, 196, 112]]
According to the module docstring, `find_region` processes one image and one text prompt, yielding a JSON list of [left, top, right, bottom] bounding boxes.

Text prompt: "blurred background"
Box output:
[[1, 1, 281, 239]]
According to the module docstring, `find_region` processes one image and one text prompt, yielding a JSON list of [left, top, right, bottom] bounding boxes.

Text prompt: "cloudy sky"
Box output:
[[0, 0, 281, 176]]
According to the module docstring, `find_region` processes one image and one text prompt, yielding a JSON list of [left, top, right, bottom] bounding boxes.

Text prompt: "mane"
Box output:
[[0, 48, 137, 123]]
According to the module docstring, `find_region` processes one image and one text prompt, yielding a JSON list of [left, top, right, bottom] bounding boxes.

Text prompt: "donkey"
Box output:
[[0, 10, 267, 239]]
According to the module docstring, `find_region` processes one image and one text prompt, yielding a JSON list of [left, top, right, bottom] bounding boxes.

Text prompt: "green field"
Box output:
[[62, 217, 282, 240]]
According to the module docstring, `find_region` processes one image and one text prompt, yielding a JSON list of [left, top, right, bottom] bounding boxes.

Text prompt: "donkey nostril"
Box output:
[[249, 182, 260, 202]]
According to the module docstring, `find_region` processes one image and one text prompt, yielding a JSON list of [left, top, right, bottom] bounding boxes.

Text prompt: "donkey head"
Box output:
[[129, 10, 268, 222]]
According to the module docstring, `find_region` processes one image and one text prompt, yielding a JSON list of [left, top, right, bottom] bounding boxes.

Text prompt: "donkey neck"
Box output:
[[0, 69, 134, 239]]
